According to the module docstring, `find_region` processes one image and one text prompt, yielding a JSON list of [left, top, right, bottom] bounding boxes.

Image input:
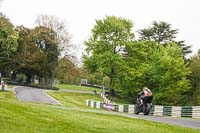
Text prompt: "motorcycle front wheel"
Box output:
[[134, 104, 140, 114]]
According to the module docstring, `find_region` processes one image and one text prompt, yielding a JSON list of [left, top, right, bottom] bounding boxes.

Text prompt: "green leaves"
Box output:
[[55, 56, 80, 84], [84, 17, 191, 105], [0, 15, 18, 68], [189, 50, 200, 105], [146, 43, 191, 105], [138, 21, 192, 57], [139, 21, 178, 43], [30, 26, 59, 82], [84, 16, 134, 89]]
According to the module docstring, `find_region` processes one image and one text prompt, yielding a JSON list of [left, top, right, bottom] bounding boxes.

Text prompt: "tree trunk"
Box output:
[[109, 66, 115, 96], [11, 71, 17, 81], [39, 77, 42, 85], [26, 74, 32, 84]]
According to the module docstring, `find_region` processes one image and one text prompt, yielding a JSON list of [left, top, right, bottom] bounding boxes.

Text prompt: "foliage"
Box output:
[[36, 15, 71, 55], [0, 15, 68, 86], [55, 56, 80, 84], [14, 26, 38, 83], [0, 15, 18, 70], [86, 72, 104, 85], [138, 21, 192, 57], [108, 41, 190, 105], [114, 41, 156, 100], [32, 26, 59, 85], [189, 50, 200, 105], [139, 21, 178, 43], [84, 16, 134, 89], [146, 43, 191, 105], [84, 17, 191, 105]]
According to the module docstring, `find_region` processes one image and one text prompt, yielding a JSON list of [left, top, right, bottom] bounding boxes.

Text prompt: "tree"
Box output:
[[0, 15, 18, 72], [36, 15, 71, 55], [138, 21, 192, 57], [139, 21, 177, 43], [12, 26, 31, 82], [55, 56, 80, 84], [189, 50, 200, 105], [83, 16, 134, 94], [113, 41, 190, 105], [13, 26, 42, 83], [32, 26, 59, 85], [146, 43, 191, 105], [114, 41, 156, 100]]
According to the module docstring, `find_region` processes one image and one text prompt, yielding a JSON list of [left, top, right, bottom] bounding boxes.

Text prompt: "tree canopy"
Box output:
[[0, 13, 198, 106], [0, 14, 72, 86], [189, 50, 200, 105], [0, 15, 18, 70], [84, 16, 134, 91], [138, 21, 192, 57], [84, 17, 191, 105]]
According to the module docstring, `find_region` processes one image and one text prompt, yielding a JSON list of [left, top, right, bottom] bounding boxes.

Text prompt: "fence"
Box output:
[[86, 100, 200, 118]]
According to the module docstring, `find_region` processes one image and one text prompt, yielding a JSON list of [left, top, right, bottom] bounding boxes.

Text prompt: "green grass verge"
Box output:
[[54, 84, 102, 92], [109, 96, 132, 104], [53, 84, 130, 104], [7, 85, 16, 89], [0, 91, 200, 133], [47, 91, 102, 108]]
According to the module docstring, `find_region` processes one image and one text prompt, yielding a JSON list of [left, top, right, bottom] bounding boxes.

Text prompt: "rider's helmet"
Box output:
[[143, 87, 152, 96]]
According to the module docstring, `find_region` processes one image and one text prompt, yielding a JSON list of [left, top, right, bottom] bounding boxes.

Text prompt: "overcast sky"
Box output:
[[1, 0, 200, 57]]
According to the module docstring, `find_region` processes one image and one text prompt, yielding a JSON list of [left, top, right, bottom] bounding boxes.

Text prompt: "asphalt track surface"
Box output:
[[126, 113, 200, 129], [14, 86, 200, 129], [14, 86, 60, 105]]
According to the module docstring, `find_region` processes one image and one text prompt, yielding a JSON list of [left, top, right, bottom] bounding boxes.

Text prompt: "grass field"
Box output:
[[53, 84, 132, 104], [0, 90, 200, 133], [47, 91, 102, 108], [54, 84, 102, 92]]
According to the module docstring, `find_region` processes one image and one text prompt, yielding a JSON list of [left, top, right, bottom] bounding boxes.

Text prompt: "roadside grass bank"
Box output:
[[53, 84, 101, 93], [0, 91, 200, 133], [47, 92, 102, 108]]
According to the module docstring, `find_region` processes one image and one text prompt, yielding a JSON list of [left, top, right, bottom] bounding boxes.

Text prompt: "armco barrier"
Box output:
[[100, 93, 112, 104], [86, 100, 200, 118]]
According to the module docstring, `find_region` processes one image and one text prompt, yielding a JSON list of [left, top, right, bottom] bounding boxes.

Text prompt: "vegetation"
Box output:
[[83, 16, 134, 93], [0, 8, 199, 106], [145, 43, 190, 105], [1, 1, 200, 132], [55, 56, 81, 84], [0, 14, 18, 71], [138, 21, 192, 57], [84, 16, 191, 105], [0, 14, 72, 86], [48, 92, 102, 107], [53, 84, 101, 93], [188, 50, 200, 105], [1, 91, 200, 133]]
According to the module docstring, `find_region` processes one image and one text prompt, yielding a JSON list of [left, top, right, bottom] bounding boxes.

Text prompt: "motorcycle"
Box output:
[[134, 95, 153, 115]]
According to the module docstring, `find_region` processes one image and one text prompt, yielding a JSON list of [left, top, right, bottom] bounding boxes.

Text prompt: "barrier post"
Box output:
[[1, 80, 5, 91]]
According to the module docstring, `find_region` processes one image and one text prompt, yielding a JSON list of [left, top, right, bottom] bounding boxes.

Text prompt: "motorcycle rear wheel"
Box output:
[[143, 103, 151, 115]]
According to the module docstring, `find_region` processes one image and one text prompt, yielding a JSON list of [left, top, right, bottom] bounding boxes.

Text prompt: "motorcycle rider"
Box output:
[[138, 87, 153, 105]]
